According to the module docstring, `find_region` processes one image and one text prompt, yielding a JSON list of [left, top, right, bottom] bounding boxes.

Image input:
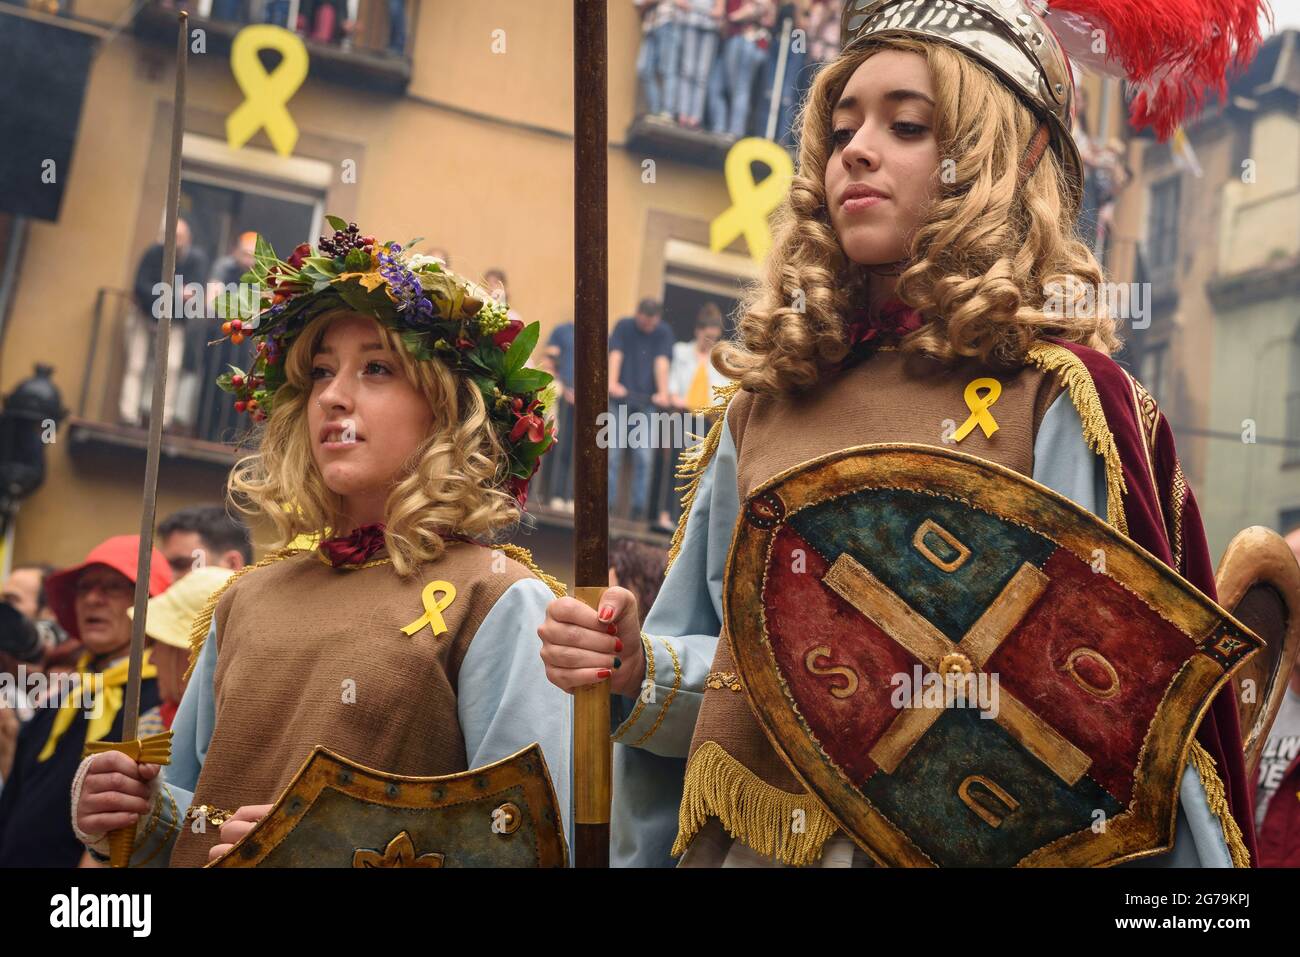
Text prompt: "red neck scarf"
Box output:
[[317, 523, 389, 568], [843, 297, 924, 361]]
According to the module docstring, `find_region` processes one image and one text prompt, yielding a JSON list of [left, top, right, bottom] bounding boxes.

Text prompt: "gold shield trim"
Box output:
[[208, 743, 568, 868]]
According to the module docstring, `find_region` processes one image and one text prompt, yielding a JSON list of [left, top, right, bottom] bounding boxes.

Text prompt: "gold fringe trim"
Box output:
[[498, 543, 566, 598], [1025, 343, 1129, 536], [671, 741, 839, 866], [183, 545, 305, 682], [1188, 740, 1252, 868], [665, 382, 742, 573]]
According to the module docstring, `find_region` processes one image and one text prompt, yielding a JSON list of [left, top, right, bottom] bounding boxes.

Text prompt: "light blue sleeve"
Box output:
[[124, 617, 214, 866], [1035, 393, 1233, 868], [457, 578, 574, 862], [611, 412, 740, 867]]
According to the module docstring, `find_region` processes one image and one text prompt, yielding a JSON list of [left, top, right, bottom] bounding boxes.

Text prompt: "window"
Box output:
[[1146, 176, 1181, 273]]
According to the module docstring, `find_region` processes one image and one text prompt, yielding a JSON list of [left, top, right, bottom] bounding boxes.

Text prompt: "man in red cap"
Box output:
[[0, 535, 171, 867]]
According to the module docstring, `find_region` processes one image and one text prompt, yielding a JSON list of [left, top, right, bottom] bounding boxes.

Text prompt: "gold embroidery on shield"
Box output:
[[803, 645, 859, 699], [958, 775, 1020, 828], [912, 518, 972, 573], [1060, 647, 1121, 700]]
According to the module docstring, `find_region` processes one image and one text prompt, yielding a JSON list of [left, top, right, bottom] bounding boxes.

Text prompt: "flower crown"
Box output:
[[212, 216, 556, 506]]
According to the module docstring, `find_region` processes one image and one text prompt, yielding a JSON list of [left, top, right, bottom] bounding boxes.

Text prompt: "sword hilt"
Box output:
[[84, 731, 174, 868]]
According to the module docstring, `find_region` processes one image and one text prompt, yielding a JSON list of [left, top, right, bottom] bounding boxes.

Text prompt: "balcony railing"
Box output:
[[132, 0, 417, 94], [71, 287, 250, 466]]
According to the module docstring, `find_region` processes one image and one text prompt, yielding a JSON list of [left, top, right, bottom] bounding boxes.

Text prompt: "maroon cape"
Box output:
[[1051, 339, 1257, 864]]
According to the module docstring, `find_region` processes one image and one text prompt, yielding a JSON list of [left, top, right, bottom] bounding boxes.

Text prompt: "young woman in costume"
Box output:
[[72, 220, 572, 866], [538, 1, 1263, 867]]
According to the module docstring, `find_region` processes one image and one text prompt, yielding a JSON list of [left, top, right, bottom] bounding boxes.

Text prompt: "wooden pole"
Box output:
[[571, 0, 611, 868]]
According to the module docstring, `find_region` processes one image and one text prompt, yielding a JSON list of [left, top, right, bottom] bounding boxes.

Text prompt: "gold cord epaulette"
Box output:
[[1188, 740, 1252, 868], [1025, 343, 1129, 535], [671, 740, 839, 867], [665, 381, 742, 573], [498, 542, 566, 598], [183, 545, 306, 682]]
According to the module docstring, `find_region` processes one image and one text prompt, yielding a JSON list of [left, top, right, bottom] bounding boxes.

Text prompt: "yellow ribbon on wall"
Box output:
[[38, 650, 157, 762], [226, 25, 309, 157], [401, 580, 457, 638], [952, 377, 1002, 442], [710, 137, 795, 263]]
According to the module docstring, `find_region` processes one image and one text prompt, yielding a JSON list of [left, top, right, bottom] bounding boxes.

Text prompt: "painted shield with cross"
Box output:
[[725, 444, 1262, 867], [207, 743, 568, 868]]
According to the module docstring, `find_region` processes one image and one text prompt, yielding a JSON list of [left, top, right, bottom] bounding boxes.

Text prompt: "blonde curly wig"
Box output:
[[228, 310, 520, 577], [714, 35, 1120, 395]]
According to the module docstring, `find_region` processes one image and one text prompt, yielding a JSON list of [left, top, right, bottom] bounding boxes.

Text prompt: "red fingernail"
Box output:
[[614, 638, 624, 653], [607, 624, 618, 636], [598, 605, 613, 622], [596, 668, 612, 679]]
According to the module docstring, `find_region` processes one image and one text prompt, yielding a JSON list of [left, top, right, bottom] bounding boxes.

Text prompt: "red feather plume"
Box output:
[[1041, 0, 1274, 139]]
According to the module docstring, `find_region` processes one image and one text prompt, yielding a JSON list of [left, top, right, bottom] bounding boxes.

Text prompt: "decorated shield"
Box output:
[[209, 743, 567, 867], [726, 444, 1262, 867]]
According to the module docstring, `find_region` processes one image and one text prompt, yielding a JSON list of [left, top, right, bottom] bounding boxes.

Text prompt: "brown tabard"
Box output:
[[683, 350, 1066, 835], [169, 542, 535, 867]]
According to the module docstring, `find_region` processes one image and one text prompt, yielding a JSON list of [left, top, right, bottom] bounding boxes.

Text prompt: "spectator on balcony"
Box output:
[[190, 233, 259, 443], [608, 298, 674, 521], [705, 0, 774, 138], [805, 0, 842, 68], [652, 303, 728, 532], [263, 0, 292, 28], [542, 320, 576, 509], [676, 0, 723, 130], [384, 0, 408, 54], [754, 1, 807, 146], [304, 0, 347, 43], [122, 218, 208, 429], [208, 0, 249, 24], [635, 0, 683, 121]]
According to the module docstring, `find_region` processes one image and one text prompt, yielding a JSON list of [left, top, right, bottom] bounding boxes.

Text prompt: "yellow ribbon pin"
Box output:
[[952, 377, 1002, 442], [710, 137, 795, 262], [401, 580, 457, 638], [226, 25, 309, 157]]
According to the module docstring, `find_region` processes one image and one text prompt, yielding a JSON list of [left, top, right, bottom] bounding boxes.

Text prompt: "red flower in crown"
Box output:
[[318, 522, 388, 568], [509, 396, 547, 444], [286, 242, 313, 269], [493, 318, 524, 349]]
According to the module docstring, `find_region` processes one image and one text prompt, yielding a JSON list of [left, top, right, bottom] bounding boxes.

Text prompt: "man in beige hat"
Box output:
[[129, 565, 235, 731]]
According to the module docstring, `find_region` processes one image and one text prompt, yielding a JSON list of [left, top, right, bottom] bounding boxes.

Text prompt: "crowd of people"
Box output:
[[533, 296, 731, 535], [157, 0, 411, 56], [0, 506, 251, 867], [635, 0, 845, 147]]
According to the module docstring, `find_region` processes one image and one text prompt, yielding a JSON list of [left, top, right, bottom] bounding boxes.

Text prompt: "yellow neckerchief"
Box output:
[[685, 355, 713, 412], [37, 649, 156, 762]]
